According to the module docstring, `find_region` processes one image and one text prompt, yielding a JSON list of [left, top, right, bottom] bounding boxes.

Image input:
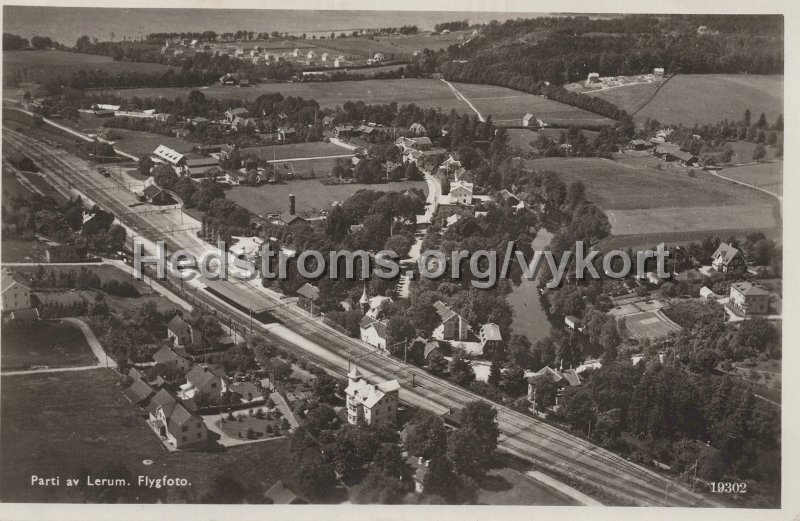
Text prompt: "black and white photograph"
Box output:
[[0, 1, 792, 518]]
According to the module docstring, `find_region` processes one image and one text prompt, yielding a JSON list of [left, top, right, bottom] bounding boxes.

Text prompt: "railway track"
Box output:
[[2, 127, 718, 506]]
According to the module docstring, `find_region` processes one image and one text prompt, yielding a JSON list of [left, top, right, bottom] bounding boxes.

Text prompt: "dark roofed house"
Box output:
[[628, 139, 650, 150], [711, 243, 747, 274], [264, 480, 307, 504], [124, 379, 155, 406], [278, 213, 307, 227], [527, 367, 582, 408], [167, 315, 202, 348], [152, 345, 191, 373], [296, 283, 320, 316], [142, 183, 171, 205]]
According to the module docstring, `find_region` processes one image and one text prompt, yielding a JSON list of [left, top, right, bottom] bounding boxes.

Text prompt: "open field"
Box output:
[[715, 161, 783, 197], [525, 156, 780, 243], [227, 178, 426, 217], [315, 31, 472, 57], [592, 74, 784, 126], [506, 128, 600, 153], [453, 83, 615, 127], [100, 78, 468, 111], [4, 50, 176, 94], [620, 311, 681, 341], [1, 320, 96, 370], [0, 370, 298, 503], [242, 141, 349, 161]]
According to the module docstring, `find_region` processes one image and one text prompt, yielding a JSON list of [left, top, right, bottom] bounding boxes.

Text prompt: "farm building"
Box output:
[[628, 139, 650, 150], [225, 107, 249, 122]]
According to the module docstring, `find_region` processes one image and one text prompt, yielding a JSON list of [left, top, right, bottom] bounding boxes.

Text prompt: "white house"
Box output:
[[1, 269, 31, 312], [360, 316, 388, 351], [448, 181, 473, 206], [433, 301, 469, 342], [146, 389, 207, 449], [345, 366, 400, 426]]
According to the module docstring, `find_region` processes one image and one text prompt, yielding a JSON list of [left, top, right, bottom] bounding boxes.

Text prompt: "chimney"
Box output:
[[289, 193, 296, 216]]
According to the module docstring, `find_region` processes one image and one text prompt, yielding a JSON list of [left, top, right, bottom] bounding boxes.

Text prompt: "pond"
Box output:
[[506, 228, 555, 345]]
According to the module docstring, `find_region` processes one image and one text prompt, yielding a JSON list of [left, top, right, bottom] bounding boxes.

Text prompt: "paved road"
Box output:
[[2, 125, 719, 507]]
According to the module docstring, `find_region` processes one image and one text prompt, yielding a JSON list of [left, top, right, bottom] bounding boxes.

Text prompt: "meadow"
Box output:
[[0, 370, 298, 503], [715, 161, 783, 197], [452, 82, 615, 127], [592, 74, 784, 126], [100, 78, 468, 112], [3, 50, 176, 93], [525, 156, 781, 244], [1, 320, 96, 370], [227, 178, 427, 217]]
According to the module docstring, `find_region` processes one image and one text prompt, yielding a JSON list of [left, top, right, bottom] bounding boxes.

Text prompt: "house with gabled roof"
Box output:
[[264, 480, 307, 504], [711, 243, 747, 274], [345, 366, 400, 426], [225, 107, 249, 122], [167, 315, 202, 348], [360, 316, 388, 351], [1, 268, 31, 313], [432, 301, 470, 342], [124, 379, 155, 406], [479, 323, 503, 357], [296, 283, 320, 316], [527, 366, 582, 407], [181, 364, 228, 402], [152, 345, 191, 374], [146, 389, 207, 449]]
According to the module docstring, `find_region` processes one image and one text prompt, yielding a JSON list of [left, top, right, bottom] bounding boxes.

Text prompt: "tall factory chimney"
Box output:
[[289, 194, 296, 216]]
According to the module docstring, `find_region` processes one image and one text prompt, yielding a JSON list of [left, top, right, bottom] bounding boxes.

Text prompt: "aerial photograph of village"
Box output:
[[0, 5, 784, 511]]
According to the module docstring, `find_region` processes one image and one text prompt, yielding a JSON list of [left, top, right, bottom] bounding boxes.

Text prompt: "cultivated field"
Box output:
[[0, 320, 96, 370], [453, 83, 615, 127], [525, 156, 781, 244], [714, 161, 783, 197], [0, 370, 299, 503], [3, 50, 175, 94], [101, 78, 468, 112], [227, 178, 427, 217], [592, 74, 784, 126]]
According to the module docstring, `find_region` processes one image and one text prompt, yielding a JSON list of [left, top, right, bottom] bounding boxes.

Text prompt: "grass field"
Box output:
[[242, 141, 350, 161], [4, 50, 176, 95], [525, 156, 780, 243], [592, 74, 784, 126], [715, 161, 783, 197], [101, 78, 467, 112], [453, 83, 615, 127], [0, 370, 299, 503], [227, 178, 426, 217], [506, 128, 600, 153], [1, 320, 96, 370]]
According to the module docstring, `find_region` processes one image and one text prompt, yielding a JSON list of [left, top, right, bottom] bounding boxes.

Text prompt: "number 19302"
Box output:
[[710, 482, 747, 494]]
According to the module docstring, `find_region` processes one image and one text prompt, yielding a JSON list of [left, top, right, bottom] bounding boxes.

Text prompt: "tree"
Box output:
[[458, 401, 499, 455], [488, 350, 502, 387], [449, 353, 475, 387], [350, 467, 406, 504], [311, 373, 339, 403], [529, 376, 558, 410], [404, 413, 448, 459], [200, 473, 248, 503], [753, 143, 766, 161], [296, 449, 337, 500], [446, 428, 489, 476]]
